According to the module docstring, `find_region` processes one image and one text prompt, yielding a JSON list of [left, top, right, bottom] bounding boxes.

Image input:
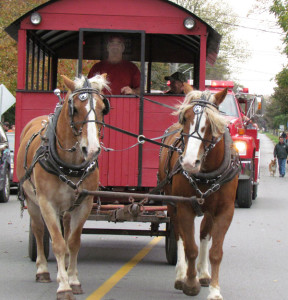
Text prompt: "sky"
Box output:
[[228, 0, 286, 95]]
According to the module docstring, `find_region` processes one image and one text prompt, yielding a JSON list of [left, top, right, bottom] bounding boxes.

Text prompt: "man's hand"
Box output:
[[121, 86, 134, 95]]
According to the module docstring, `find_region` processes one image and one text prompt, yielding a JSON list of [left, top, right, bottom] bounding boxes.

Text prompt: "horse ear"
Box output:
[[213, 88, 228, 106], [101, 73, 108, 80], [183, 82, 193, 94], [61, 75, 75, 91]]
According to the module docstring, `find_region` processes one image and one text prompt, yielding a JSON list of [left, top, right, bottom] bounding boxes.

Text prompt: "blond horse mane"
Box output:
[[175, 90, 228, 138], [74, 74, 110, 92]]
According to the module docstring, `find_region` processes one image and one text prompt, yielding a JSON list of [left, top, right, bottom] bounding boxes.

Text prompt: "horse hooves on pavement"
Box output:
[[199, 277, 211, 287], [71, 284, 84, 294], [174, 280, 184, 290], [183, 281, 201, 296], [57, 290, 76, 300], [36, 272, 51, 283]]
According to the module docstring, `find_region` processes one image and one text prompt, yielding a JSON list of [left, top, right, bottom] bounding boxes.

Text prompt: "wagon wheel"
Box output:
[[165, 222, 177, 265], [28, 218, 50, 262]]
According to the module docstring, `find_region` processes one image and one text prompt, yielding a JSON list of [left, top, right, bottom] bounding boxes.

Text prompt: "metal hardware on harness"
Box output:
[[137, 135, 145, 144], [54, 89, 63, 104], [96, 121, 183, 153], [183, 170, 221, 203]]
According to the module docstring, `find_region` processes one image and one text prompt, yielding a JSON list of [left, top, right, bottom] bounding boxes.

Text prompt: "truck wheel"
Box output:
[[237, 179, 252, 208], [0, 169, 10, 203], [252, 184, 258, 200], [165, 222, 177, 265], [28, 219, 50, 262]]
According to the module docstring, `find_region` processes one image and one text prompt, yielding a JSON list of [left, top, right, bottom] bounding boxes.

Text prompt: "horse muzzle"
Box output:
[[81, 145, 101, 161], [179, 156, 201, 174]]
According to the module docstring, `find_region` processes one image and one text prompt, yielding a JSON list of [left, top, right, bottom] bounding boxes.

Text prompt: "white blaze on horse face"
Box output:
[[181, 112, 207, 173], [82, 98, 100, 158]]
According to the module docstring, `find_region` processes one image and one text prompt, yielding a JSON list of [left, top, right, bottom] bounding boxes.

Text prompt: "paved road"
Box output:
[[1, 133, 288, 300]]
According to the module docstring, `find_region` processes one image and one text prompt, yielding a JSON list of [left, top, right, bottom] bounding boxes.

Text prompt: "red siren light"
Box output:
[[205, 80, 234, 88], [242, 88, 249, 93]]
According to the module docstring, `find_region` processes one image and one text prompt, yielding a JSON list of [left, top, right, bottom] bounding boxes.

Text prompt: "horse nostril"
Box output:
[[82, 146, 88, 157], [195, 160, 200, 166]]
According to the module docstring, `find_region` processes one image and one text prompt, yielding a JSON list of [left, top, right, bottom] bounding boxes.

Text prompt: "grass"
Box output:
[[264, 132, 279, 145]]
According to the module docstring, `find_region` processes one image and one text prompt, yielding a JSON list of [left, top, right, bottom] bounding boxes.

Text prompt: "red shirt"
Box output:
[[88, 60, 140, 95]]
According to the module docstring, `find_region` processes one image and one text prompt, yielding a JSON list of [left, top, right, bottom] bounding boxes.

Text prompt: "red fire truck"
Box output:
[[206, 80, 260, 208]]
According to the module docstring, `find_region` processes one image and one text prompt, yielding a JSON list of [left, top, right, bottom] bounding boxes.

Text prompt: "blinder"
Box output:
[[102, 96, 110, 115]]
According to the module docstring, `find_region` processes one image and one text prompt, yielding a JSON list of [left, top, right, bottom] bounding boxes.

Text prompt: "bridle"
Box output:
[[180, 94, 222, 158], [68, 78, 110, 136]]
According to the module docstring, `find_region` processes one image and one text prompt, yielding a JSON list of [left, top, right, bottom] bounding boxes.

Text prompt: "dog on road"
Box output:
[[269, 159, 277, 176]]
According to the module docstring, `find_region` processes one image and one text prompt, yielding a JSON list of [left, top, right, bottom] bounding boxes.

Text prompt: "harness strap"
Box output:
[[18, 145, 49, 211]]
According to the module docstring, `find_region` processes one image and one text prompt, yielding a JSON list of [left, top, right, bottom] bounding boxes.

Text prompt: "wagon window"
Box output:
[[25, 31, 54, 91]]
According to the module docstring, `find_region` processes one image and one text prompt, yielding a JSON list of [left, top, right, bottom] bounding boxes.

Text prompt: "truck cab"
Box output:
[[206, 80, 260, 208]]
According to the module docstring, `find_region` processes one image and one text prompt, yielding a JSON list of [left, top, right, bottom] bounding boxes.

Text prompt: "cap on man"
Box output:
[[164, 72, 185, 94]]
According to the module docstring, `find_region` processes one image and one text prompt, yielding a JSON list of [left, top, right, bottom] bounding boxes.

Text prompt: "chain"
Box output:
[[182, 170, 221, 205]]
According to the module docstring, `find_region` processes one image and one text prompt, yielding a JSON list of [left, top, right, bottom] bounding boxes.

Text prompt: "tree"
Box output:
[[170, 0, 249, 79], [270, 0, 288, 55], [261, 0, 288, 128]]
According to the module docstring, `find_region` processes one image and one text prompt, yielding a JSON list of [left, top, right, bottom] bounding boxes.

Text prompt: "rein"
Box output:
[[96, 120, 183, 154]]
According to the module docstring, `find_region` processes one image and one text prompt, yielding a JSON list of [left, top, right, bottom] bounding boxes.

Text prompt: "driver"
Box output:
[[88, 35, 140, 95]]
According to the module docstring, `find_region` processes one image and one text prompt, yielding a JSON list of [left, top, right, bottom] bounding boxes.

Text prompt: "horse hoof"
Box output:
[[57, 290, 76, 300], [71, 284, 84, 294], [174, 280, 184, 290], [36, 272, 51, 283], [183, 281, 201, 296], [199, 277, 211, 287]]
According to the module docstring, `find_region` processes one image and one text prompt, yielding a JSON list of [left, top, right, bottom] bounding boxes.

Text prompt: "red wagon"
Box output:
[[5, 0, 221, 264]]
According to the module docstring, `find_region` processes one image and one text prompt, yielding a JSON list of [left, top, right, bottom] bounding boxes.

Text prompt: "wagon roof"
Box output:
[[5, 0, 221, 64]]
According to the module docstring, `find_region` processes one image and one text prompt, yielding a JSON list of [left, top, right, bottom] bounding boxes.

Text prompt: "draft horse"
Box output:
[[17, 74, 110, 300], [159, 84, 239, 300]]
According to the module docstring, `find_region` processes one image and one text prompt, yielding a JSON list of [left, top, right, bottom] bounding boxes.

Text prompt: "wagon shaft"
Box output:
[[80, 189, 197, 204]]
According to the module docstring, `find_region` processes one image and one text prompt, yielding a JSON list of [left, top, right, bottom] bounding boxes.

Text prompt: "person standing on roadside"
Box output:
[[274, 136, 288, 177]]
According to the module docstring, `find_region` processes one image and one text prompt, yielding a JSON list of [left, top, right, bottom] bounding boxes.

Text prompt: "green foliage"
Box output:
[[260, 1, 288, 128], [270, 0, 288, 54], [265, 131, 279, 144]]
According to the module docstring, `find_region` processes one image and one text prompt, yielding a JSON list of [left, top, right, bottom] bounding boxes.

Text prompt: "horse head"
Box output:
[[177, 83, 228, 174], [62, 74, 110, 161]]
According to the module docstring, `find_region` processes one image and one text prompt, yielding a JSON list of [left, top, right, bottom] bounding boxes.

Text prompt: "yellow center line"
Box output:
[[86, 236, 163, 300]]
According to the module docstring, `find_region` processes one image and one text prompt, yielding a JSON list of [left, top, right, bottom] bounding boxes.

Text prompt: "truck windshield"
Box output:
[[218, 94, 239, 117]]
